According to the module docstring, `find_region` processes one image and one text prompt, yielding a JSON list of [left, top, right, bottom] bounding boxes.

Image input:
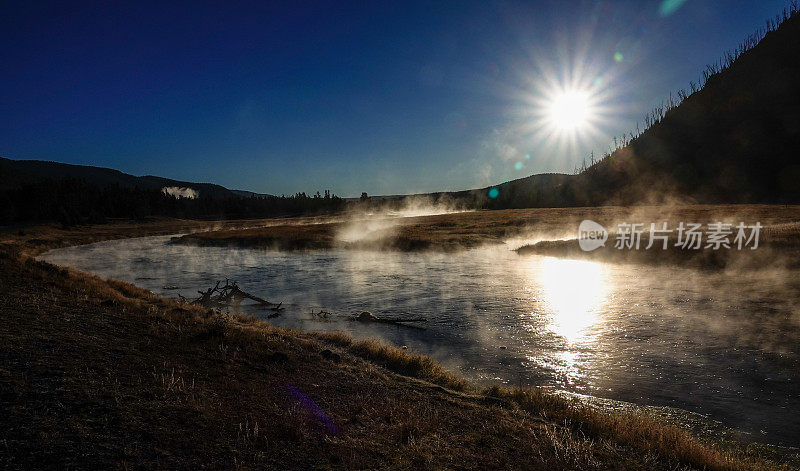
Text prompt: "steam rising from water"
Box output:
[[336, 195, 467, 244]]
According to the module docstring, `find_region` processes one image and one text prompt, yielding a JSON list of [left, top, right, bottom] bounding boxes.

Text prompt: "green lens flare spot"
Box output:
[[659, 0, 687, 16], [488, 188, 499, 199]]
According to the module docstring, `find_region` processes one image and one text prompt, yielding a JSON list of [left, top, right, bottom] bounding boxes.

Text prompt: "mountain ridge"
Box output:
[[0, 157, 271, 199]]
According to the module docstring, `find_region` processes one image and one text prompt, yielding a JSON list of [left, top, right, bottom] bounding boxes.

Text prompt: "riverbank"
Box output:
[[516, 220, 800, 269], [170, 205, 800, 256], [0, 216, 337, 258], [1, 221, 797, 469]]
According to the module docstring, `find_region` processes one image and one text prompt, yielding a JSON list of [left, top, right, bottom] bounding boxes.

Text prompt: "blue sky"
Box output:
[[1, 0, 790, 196]]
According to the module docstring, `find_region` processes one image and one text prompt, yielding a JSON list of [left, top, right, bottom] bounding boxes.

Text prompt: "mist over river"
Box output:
[[40, 235, 800, 446]]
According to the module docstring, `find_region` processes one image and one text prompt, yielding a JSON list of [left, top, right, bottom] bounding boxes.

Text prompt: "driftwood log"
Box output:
[[351, 311, 427, 328], [180, 280, 282, 311]]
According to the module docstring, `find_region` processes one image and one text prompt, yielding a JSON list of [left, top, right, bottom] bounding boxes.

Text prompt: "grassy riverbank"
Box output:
[[1, 220, 797, 469], [170, 205, 800, 256], [516, 221, 800, 269]]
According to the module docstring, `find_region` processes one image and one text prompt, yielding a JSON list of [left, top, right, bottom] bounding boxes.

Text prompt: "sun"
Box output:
[[511, 59, 616, 167], [548, 90, 591, 131]]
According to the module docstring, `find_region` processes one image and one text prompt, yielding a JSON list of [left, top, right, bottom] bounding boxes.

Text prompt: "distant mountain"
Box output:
[[412, 173, 572, 209], [0, 157, 271, 199]]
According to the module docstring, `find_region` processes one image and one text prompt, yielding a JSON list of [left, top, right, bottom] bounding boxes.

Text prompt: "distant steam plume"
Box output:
[[162, 186, 199, 199]]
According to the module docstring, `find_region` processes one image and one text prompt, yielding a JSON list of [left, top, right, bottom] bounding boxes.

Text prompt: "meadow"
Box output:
[[170, 205, 800, 262]]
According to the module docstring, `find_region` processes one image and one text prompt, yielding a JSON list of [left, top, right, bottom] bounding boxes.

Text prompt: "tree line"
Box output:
[[0, 178, 345, 226]]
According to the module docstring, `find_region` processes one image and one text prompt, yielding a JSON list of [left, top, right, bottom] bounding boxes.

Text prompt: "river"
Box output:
[[40, 235, 800, 446]]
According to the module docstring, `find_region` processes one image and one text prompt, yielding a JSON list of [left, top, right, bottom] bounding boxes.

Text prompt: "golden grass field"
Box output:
[[2, 208, 800, 469], [171, 205, 800, 261]]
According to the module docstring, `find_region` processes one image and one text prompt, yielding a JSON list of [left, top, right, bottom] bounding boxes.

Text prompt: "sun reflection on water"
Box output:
[[537, 257, 609, 344]]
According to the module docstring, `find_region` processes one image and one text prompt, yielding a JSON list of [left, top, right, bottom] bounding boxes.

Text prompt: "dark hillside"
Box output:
[[0, 159, 345, 224], [450, 7, 800, 209], [0, 157, 242, 198], [588, 9, 800, 204]]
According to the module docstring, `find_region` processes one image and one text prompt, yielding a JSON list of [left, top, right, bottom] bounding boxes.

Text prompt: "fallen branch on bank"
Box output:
[[179, 280, 282, 311]]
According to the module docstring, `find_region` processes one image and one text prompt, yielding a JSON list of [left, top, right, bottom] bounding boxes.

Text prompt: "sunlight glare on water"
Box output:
[[537, 258, 609, 344]]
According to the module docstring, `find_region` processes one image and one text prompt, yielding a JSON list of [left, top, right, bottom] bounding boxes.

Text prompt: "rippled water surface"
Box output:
[[41, 236, 800, 446]]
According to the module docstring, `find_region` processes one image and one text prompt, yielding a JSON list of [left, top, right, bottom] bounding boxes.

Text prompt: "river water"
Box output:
[[40, 235, 800, 446]]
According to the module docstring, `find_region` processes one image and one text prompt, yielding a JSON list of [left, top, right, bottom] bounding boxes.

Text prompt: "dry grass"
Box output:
[[483, 386, 793, 471], [173, 222, 339, 250], [6, 204, 799, 256], [170, 204, 800, 253], [316, 331, 470, 391], [516, 210, 800, 268], [0, 216, 316, 258]]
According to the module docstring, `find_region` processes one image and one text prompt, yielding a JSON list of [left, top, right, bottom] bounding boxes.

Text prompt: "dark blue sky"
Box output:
[[1, 1, 789, 196]]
